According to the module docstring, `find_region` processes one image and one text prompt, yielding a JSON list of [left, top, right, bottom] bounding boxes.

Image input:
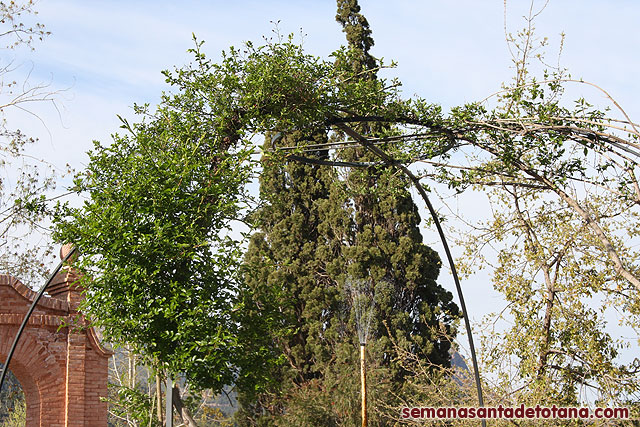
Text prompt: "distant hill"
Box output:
[[450, 350, 471, 386], [451, 351, 469, 371]]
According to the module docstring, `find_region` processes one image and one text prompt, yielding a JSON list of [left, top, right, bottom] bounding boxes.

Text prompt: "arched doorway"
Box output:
[[0, 255, 112, 427], [0, 366, 25, 425]]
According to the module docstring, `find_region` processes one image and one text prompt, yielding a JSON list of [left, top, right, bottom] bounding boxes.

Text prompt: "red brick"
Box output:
[[0, 271, 112, 426]]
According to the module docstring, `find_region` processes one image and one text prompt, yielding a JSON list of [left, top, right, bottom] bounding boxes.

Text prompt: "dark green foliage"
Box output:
[[47, 1, 640, 422], [238, 114, 459, 427], [335, 0, 377, 75], [236, 1, 460, 425], [334, 0, 459, 375], [51, 31, 411, 419], [238, 130, 350, 424]]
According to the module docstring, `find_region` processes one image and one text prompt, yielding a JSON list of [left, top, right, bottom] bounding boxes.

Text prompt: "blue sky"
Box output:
[[3, 1, 639, 361], [9, 0, 639, 167]]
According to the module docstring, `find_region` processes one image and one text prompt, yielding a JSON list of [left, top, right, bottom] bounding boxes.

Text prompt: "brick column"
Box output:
[[65, 331, 87, 427]]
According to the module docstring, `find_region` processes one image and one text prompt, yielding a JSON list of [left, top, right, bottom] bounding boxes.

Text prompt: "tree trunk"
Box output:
[[172, 386, 198, 427], [537, 266, 556, 379], [156, 374, 163, 425]]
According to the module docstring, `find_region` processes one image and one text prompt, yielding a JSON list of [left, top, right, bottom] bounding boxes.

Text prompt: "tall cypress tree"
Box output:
[[334, 0, 459, 370], [237, 2, 459, 425], [335, 0, 377, 75], [238, 130, 353, 425]]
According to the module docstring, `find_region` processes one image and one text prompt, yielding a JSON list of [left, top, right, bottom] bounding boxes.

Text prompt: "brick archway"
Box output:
[[0, 262, 112, 426]]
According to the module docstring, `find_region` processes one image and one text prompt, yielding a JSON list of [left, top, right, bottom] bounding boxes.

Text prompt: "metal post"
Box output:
[[360, 343, 367, 427], [165, 374, 173, 427]]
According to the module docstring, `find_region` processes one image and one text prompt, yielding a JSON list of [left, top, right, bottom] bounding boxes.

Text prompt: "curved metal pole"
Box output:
[[336, 124, 486, 427], [0, 246, 78, 392]]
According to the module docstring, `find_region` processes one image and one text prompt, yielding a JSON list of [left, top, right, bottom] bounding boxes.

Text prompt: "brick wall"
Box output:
[[0, 272, 112, 427]]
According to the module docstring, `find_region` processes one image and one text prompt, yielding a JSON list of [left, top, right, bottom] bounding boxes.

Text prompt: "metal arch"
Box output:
[[286, 154, 379, 168], [0, 246, 78, 392]]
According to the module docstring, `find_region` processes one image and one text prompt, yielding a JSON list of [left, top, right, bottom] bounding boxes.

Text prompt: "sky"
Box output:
[[9, 0, 640, 171], [3, 0, 639, 365]]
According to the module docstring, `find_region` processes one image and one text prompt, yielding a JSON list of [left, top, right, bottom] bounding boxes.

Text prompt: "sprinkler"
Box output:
[[346, 277, 376, 427]]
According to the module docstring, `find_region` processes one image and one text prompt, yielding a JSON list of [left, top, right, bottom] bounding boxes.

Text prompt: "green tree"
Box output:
[[335, 0, 376, 75], [465, 187, 640, 413], [52, 27, 391, 423], [236, 2, 460, 425], [52, 42, 273, 422], [389, 5, 640, 422], [238, 128, 350, 425], [333, 0, 458, 371]]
